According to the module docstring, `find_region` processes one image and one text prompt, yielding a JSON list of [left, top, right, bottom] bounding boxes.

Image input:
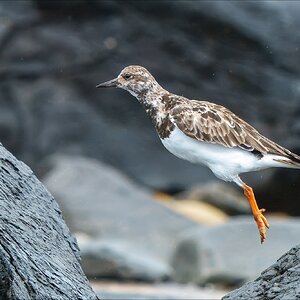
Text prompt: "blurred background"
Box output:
[[1, 1, 300, 298]]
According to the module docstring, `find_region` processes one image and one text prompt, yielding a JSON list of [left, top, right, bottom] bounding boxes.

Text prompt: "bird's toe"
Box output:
[[254, 209, 269, 243]]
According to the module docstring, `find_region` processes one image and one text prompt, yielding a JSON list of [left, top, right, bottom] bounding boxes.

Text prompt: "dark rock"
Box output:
[[0, 144, 98, 299], [42, 154, 200, 279], [171, 217, 300, 286], [223, 244, 300, 300], [0, 1, 300, 195]]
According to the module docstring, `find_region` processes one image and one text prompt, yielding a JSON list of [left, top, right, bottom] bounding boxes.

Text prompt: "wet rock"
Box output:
[[42, 154, 201, 279], [177, 182, 251, 215], [223, 244, 300, 300], [171, 217, 300, 286]]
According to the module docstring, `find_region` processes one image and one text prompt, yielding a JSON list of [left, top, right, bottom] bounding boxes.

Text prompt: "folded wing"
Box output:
[[170, 100, 300, 166]]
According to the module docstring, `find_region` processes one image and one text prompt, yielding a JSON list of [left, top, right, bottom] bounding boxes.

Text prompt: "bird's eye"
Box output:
[[123, 74, 132, 80]]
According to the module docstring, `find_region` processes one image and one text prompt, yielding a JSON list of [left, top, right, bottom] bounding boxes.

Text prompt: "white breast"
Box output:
[[160, 126, 282, 182]]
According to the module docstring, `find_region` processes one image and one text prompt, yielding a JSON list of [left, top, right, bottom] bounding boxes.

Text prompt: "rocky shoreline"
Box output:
[[1, 1, 300, 298]]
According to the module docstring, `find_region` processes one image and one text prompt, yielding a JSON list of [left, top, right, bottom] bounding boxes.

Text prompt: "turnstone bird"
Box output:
[[97, 65, 300, 243]]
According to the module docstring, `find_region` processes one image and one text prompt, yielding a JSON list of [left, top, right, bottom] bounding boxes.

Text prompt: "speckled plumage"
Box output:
[[98, 65, 300, 168], [97, 65, 300, 243]]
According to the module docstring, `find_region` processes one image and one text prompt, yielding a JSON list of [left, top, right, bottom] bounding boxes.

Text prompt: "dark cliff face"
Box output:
[[0, 1, 299, 211]]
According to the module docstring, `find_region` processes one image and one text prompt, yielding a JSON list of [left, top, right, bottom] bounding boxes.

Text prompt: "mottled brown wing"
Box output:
[[170, 100, 291, 156]]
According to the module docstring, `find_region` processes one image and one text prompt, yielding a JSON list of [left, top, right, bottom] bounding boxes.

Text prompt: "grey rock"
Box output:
[[223, 244, 300, 300], [0, 144, 97, 298], [79, 238, 171, 281], [171, 217, 300, 286], [42, 154, 200, 278], [0, 1, 300, 195]]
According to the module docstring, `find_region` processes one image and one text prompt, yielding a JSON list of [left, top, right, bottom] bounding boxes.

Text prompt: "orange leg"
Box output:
[[243, 184, 270, 243]]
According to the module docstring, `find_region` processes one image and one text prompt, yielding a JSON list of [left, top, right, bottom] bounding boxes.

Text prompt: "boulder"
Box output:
[[78, 238, 171, 281], [171, 216, 300, 286], [223, 244, 300, 300], [42, 154, 201, 279], [0, 143, 97, 298]]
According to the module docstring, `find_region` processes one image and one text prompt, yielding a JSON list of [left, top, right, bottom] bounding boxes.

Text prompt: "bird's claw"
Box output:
[[254, 208, 269, 243]]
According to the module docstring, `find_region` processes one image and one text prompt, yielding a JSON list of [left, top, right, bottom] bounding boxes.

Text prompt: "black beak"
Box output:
[[96, 78, 118, 88]]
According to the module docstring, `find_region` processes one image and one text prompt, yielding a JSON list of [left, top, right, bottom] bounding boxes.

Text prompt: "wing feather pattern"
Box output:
[[170, 100, 300, 166]]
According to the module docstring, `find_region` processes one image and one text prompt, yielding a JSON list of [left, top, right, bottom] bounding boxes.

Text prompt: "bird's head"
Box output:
[[96, 65, 161, 97]]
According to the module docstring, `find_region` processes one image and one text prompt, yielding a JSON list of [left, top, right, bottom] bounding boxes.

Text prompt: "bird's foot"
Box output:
[[253, 208, 269, 243]]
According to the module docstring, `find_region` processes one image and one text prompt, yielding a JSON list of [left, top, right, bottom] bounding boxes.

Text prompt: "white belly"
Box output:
[[161, 126, 281, 182]]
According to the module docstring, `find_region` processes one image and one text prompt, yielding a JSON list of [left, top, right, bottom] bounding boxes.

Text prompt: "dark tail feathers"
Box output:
[[282, 151, 300, 169]]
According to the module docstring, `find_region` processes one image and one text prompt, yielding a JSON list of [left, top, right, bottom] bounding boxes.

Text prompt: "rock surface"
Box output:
[[223, 244, 300, 300], [42, 154, 200, 279], [0, 145, 97, 299], [0, 1, 300, 198], [171, 217, 300, 286], [78, 238, 171, 281]]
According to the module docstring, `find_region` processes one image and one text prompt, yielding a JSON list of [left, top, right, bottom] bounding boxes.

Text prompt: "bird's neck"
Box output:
[[137, 88, 177, 139]]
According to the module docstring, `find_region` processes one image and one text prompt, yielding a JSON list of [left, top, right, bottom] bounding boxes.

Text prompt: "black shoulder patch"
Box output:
[[251, 149, 263, 159]]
